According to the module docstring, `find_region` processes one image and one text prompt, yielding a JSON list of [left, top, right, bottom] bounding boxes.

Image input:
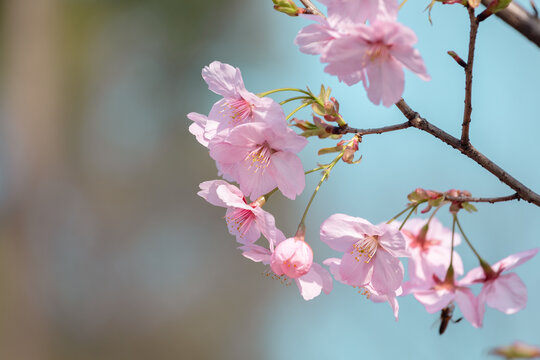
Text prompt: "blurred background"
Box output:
[[0, 0, 539, 359]]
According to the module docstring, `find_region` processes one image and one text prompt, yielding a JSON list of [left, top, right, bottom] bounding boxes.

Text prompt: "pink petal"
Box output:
[[295, 262, 334, 301], [320, 214, 380, 252], [249, 96, 288, 129], [455, 287, 481, 328], [391, 46, 430, 81], [215, 182, 248, 208], [323, 257, 345, 282], [459, 265, 486, 286], [187, 112, 209, 147], [339, 251, 373, 286], [414, 289, 454, 314], [295, 18, 335, 55], [202, 61, 244, 98], [267, 152, 305, 200], [197, 180, 232, 207], [252, 207, 286, 248], [484, 273, 528, 314], [369, 249, 404, 294], [365, 57, 404, 107], [377, 223, 409, 258], [495, 248, 539, 272], [267, 127, 308, 154], [239, 244, 272, 264]]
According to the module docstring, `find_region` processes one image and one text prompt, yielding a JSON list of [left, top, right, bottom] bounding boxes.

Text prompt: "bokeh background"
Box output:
[[0, 0, 539, 359]]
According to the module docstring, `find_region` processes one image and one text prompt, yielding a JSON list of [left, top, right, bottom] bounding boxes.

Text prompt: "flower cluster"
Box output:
[[191, 61, 333, 300], [295, 0, 430, 107], [188, 53, 537, 332]]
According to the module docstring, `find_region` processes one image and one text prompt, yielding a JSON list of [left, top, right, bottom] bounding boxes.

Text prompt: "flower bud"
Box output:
[[270, 235, 313, 278], [272, 0, 300, 16]]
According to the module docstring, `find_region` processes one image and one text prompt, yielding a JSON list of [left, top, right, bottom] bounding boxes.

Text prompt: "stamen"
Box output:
[[244, 142, 274, 174], [221, 97, 253, 124], [262, 269, 292, 286], [226, 208, 254, 239], [351, 235, 379, 263]]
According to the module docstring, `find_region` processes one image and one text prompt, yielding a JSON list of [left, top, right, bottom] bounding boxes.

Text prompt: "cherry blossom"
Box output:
[[324, 257, 402, 319], [197, 180, 285, 245], [295, 7, 430, 107], [322, 20, 430, 107], [460, 248, 539, 321], [400, 218, 464, 292], [319, 213, 409, 296], [202, 61, 287, 131], [408, 269, 481, 328], [208, 122, 307, 200], [240, 243, 333, 301]]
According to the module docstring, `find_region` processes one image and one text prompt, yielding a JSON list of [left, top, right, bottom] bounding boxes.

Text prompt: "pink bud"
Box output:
[[270, 236, 313, 278]]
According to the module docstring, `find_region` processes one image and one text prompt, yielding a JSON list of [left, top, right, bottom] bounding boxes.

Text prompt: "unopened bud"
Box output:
[[272, 0, 300, 16]]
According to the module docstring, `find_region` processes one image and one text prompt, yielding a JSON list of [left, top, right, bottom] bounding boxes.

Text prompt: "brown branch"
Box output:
[[482, 0, 540, 48], [445, 193, 520, 203], [331, 121, 411, 136], [298, 0, 324, 17], [462, 7, 479, 146], [395, 98, 540, 207]]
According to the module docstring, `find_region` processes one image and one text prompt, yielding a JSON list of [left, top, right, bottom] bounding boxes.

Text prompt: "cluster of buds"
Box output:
[[290, 115, 342, 139], [311, 85, 345, 126], [407, 188, 477, 214], [318, 135, 362, 164]]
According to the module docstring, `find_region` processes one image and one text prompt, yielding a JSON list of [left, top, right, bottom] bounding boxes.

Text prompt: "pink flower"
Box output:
[[460, 248, 539, 320], [401, 218, 464, 291], [319, 213, 409, 296], [208, 122, 307, 200], [271, 236, 313, 278], [202, 61, 286, 131], [197, 180, 285, 245], [324, 257, 402, 319], [318, 0, 398, 23], [406, 259, 481, 327], [322, 20, 430, 107], [240, 242, 333, 301]]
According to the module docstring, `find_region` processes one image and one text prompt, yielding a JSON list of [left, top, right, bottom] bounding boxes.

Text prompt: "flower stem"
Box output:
[[257, 87, 312, 98], [279, 96, 312, 106], [299, 152, 343, 227], [304, 165, 328, 175], [398, 204, 419, 230], [454, 214, 482, 262], [286, 102, 310, 121]]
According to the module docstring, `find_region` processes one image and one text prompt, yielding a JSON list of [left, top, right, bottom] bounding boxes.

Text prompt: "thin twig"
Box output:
[[445, 193, 520, 203], [481, 0, 540, 48], [461, 7, 479, 146], [395, 98, 540, 207], [330, 122, 411, 136], [299, 0, 324, 17]]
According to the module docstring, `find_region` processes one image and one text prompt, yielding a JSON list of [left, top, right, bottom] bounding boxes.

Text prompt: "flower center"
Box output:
[[223, 97, 253, 125], [244, 142, 275, 174], [351, 235, 379, 263], [225, 207, 255, 239], [365, 41, 391, 63]]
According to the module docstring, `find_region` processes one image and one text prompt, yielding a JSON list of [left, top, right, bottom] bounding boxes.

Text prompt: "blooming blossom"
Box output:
[[197, 180, 285, 245], [409, 271, 481, 328], [324, 257, 402, 319], [202, 61, 287, 131], [460, 248, 539, 322], [320, 214, 409, 296], [240, 242, 333, 301], [401, 218, 464, 292], [295, 5, 429, 107], [208, 122, 307, 200]]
